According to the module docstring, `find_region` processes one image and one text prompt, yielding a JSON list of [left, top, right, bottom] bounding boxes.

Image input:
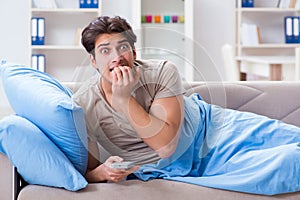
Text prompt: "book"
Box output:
[[241, 23, 260, 45], [32, 0, 57, 9], [278, 0, 291, 8]]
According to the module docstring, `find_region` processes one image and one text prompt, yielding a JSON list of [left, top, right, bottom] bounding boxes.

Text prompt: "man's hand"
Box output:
[[111, 66, 140, 111], [100, 156, 139, 182]]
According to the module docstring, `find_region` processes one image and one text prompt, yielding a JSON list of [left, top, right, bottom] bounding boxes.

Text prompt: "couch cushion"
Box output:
[[18, 179, 300, 200]]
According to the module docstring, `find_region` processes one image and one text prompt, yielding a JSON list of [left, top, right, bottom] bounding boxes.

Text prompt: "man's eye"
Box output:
[[100, 48, 109, 54], [120, 44, 129, 50]]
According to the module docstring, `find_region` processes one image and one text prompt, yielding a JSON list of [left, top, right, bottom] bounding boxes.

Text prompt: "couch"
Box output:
[[1, 81, 300, 200]]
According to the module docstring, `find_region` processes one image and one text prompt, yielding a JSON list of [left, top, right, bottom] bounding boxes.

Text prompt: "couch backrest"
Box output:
[[183, 81, 300, 128], [66, 81, 300, 128]]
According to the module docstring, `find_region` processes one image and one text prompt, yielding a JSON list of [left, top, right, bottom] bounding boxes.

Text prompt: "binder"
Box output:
[[31, 54, 38, 70], [31, 17, 45, 45], [79, 0, 98, 8], [247, 0, 254, 7], [32, 54, 46, 72], [31, 18, 38, 45], [79, 0, 85, 8], [284, 16, 294, 43], [38, 54, 46, 72], [293, 16, 299, 43], [92, 0, 98, 8], [242, 0, 254, 8], [86, 0, 92, 8], [37, 18, 45, 45]]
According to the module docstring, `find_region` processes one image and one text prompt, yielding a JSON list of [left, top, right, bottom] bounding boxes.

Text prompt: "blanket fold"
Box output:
[[133, 93, 300, 195]]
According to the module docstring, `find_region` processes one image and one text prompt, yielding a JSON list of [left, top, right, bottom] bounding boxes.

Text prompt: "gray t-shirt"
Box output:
[[73, 59, 185, 165]]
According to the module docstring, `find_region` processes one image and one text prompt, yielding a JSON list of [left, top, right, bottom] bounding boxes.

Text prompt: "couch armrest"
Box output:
[[0, 153, 15, 200]]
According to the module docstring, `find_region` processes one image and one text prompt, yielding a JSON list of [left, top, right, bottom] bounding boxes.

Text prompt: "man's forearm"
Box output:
[[85, 164, 107, 183], [118, 95, 183, 158]]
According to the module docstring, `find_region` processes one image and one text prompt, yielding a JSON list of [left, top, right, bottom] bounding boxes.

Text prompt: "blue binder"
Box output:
[[32, 54, 46, 72], [31, 17, 38, 45], [79, 0, 98, 8], [285, 16, 294, 43], [284, 16, 300, 43], [242, 0, 254, 8], [79, 0, 85, 8], [37, 18, 45, 45], [293, 16, 300, 43], [91, 0, 98, 8], [31, 17, 45, 45]]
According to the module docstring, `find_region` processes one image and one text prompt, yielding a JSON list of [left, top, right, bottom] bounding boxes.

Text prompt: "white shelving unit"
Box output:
[[234, 0, 300, 80], [235, 0, 300, 57], [29, 0, 194, 82], [131, 0, 194, 81], [29, 0, 102, 82]]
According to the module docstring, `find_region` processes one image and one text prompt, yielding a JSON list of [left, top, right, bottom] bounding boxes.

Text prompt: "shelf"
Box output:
[[31, 45, 85, 50], [29, 0, 101, 82], [139, 48, 185, 56], [31, 8, 100, 14], [237, 8, 300, 12], [235, 0, 300, 80], [240, 44, 300, 48]]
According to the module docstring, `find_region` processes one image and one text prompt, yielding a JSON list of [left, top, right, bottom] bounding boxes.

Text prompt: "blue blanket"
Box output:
[[132, 93, 300, 195]]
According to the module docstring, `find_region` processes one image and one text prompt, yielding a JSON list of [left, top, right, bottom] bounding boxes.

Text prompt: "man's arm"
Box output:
[[85, 141, 138, 183], [125, 95, 184, 158], [112, 66, 184, 158]]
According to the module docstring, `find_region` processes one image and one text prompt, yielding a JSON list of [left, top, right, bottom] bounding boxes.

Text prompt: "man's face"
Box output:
[[91, 33, 136, 82]]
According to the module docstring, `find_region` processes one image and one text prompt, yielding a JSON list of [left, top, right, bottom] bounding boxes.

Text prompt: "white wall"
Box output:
[[0, 0, 30, 65], [193, 0, 235, 81], [0, 0, 29, 118]]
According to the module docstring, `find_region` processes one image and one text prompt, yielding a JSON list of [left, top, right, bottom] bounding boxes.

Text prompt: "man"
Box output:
[[73, 16, 185, 183]]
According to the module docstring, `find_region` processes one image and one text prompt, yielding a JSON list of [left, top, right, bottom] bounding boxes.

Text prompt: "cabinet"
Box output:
[[29, 0, 194, 82], [235, 0, 300, 57], [29, 0, 102, 82], [131, 0, 194, 81], [235, 0, 299, 80]]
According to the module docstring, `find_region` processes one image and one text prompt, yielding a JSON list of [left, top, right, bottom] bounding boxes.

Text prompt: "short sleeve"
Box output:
[[153, 60, 185, 99]]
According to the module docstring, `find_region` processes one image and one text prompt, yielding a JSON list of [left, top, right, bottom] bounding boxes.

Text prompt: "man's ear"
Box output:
[[90, 54, 97, 69], [133, 48, 137, 60]]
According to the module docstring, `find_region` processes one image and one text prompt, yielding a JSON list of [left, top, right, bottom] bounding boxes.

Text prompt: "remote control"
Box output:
[[111, 161, 135, 169]]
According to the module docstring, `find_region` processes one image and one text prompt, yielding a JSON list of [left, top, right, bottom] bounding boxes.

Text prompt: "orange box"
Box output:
[[154, 15, 161, 23]]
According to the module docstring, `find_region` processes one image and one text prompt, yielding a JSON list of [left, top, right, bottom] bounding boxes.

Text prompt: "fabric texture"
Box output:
[[133, 93, 300, 195], [73, 59, 185, 166], [0, 115, 87, 191], [0, 62, 88, 175]]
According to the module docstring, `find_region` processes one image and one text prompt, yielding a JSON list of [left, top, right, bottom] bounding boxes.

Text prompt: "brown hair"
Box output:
[[81, 16, 137, 56]]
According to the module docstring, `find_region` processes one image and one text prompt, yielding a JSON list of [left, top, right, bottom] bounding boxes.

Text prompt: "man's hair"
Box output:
[[81, 16, 137, 56]]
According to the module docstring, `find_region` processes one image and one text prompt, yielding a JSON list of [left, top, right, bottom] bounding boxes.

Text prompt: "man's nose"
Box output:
[[111, 49, 122, 63]]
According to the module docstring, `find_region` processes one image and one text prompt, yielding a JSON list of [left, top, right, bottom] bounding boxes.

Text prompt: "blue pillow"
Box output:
[[0, 115, 88, 191], [0, 62, 88, 175]]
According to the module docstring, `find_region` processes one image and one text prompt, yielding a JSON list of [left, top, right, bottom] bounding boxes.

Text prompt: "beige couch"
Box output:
[[1, 81, 300, 200]]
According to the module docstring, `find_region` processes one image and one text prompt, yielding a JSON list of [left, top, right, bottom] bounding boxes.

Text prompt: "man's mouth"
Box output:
[[109, 62, 128, 72]]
